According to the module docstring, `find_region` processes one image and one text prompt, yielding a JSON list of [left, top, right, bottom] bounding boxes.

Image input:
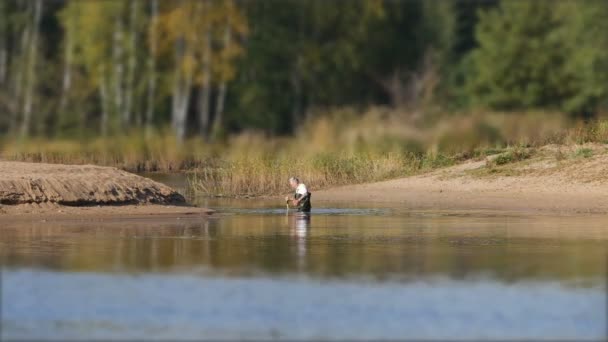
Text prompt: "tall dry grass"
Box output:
[[1, 129, 214, 172], [2, 107, 607, 196], [189, 150, 417, 196]]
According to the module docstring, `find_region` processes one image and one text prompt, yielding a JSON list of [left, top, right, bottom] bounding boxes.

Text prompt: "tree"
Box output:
[[145, 0, 159, 135], [60, 0, 150, 136], [210, 0, 247, 139], [0, 1, 8, 87], [229, 0, 384, 135], [553, 0, 608, 114], [60, 1, 121, 135], [20, 0, 43, 137], [156, 0, 247, 142], [466, 0, 605, 114], [3, 0, 36, 133]]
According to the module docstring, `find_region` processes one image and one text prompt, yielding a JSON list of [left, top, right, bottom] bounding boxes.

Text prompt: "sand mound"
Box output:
[[0, 161, 185, 206]]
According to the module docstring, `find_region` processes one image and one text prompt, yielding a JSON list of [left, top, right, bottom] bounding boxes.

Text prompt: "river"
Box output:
[[1, 179, 607, 339]]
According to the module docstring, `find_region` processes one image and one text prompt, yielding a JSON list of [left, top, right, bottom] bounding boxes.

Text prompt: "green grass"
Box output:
[[489, 148, 534, 166], [573, 147, 594, 159]]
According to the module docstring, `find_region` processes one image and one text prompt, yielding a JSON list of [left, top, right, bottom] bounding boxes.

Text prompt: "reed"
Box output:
[[3, 108, 608, 196], [188, 151, 418, 196]]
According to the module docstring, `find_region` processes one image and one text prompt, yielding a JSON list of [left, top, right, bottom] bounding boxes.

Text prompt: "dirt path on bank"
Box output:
[[315, 145, 608, 215], [0, 161, 211, 221]]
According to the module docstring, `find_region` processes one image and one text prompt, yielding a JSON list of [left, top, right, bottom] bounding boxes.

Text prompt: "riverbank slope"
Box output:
[[316, 144, 608, 214], [0, 161, 211, 221]]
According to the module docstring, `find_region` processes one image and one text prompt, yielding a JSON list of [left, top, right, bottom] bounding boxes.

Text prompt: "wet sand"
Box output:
[[0, 203, 213, 224]]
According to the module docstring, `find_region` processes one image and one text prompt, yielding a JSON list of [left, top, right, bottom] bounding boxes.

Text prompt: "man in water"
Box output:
[[285, 177, 311, 212]]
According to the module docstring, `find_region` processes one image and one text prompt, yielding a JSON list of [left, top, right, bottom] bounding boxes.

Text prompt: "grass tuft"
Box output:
[[573, 147, 594, 159], [487, 147, 534, 167]]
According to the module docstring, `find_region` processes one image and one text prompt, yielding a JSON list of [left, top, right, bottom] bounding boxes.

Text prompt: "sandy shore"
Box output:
[[0, 161, 212, 222], [0, 161, 185, 205], [5, 145, 608, 219], [315, 145, 608, 215]]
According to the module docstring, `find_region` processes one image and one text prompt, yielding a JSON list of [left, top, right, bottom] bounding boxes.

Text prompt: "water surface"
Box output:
[[1, 197, 607, 340]]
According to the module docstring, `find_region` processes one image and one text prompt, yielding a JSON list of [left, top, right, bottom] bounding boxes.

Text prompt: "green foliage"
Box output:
[[421, 153, 454, 169], [467, 0, 608, 114], [488, 148, 533, 167], [573, 148, 593, 159], [2, 0, 608, 141], [554, 1, 608, 114], [228, 0, 386, 134]]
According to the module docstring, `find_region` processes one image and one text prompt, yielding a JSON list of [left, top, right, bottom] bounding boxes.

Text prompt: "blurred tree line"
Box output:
[[0, 0, 606, 142]]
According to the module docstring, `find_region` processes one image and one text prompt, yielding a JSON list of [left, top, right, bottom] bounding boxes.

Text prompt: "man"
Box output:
[[285, 177, 311, 212]]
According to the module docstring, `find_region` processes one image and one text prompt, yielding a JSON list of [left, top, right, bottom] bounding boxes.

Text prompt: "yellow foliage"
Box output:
[[156, 0, 248, 85]]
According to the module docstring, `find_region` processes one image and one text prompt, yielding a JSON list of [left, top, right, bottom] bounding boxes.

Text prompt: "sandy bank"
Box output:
[[0, 202, 213, 222], [315, 145, 608, 215], [0, 161, 211, 221]]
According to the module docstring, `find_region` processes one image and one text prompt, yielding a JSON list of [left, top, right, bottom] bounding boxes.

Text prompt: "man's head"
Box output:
[[289, 177, 299, 189]]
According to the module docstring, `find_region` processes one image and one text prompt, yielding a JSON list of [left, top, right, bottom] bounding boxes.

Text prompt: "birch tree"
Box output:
[[20, 0, 42, 137], [157, 0, 247, 141], [9, 0, 32, 132], [124, 0, 139, 127], [145, 0, 158, 135], [60, 1, 133, 136], [211, 0, 247, 139], [112, 12, 125, 128], [58, 3, 77, 116], [156, 0, 201, 141], [198, 25, 211, 139], [0, 1, 8, 86]]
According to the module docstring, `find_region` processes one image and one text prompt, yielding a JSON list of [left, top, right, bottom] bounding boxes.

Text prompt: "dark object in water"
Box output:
[[295, 192, 312, 212]]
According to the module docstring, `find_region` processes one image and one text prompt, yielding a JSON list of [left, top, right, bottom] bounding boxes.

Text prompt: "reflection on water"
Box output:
[[1, 198, 607, 339], [290, 212, 310, 270]]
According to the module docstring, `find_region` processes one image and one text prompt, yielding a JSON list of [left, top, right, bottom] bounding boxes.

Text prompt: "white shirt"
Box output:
[[296, 183, 308, 196]]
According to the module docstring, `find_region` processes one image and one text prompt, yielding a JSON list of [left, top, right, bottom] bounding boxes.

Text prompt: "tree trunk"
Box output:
[[173, 66, 191, 143], [0, 49, 5, 86], [289, 9, 305, 133], [171, 38, 184, 131], [212, 25, 232, 138], [124, 0, 138, 127], [145, 0, 158, 136], [171, 37, 191, 143], [11, 15, 31, 132], [171, 72, 181, 131], [100, 67, 109, 137], [198, 29, 212, 139], [0, 31, 6, 85], [213, 83, 227, 138], [176, 72, 192, 143], [0, 1, 6, 85], [113, 14, 124, 129], [59, 24, 74, 115], [369, 69, 407, 108], [290, 67, 301, 131], [20, 0, 42, 138]]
